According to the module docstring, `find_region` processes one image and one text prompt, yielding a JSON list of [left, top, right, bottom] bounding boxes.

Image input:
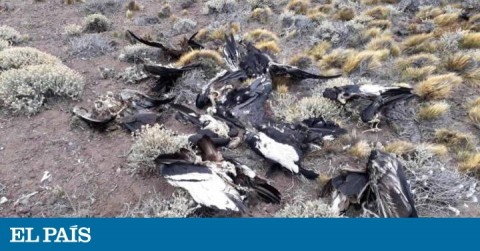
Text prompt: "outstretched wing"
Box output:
[[269, 62, 342, 80], [128, 30, 183, 58], [162, 163, 246, 212]]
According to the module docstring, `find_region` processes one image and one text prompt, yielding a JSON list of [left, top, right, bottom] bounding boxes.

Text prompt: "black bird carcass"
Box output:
[[155, 133, 281, 213], [245, 118, 347, 180], [321, 149, 418, 218], [322, 84, 416, 131], [127, 30, 203, 60]]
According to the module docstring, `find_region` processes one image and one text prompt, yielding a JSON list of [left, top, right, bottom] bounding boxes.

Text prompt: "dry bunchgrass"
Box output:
[[469, 14, 480, 31], [367, 20, 392, 30], [176, 49, 224, 67], [288, 54, 312, 68], [307, 10, 327, 23], [384, 140, 416, 156], [307, 41, 331, 61], [417, 102, 449, 121], [420, 143, 449, 157], [416, 6, 444, 20], [128, 124, 191, 174], [343, 50, 388, 75], [396, 53, 440, 70], [250, 7, 273, 24], [362, 27, 383, 40], [175, 49, 224, 78], [413, 74, 463, 100], [318, 49, 356, 72], [403, 66, 437, 81], [244, 28, 279, 43], [0, 47, 61, 70], [310, 4, 332, 15], [286, 0, 310, 15], [468, 97, 480, 128], [468, 105, 480, 128], [402, 33, 436, 54], [434, 128, 475, 151], [396, 53, 439, 80], [349, 140, 371, 158], [255, 40, 280, 54], [444, 53, 477, 72], [0, 64, 84, 114], [363, 6, 390, 20], [434, 13, 460, 27], [444, 53, 480, 86], [332, 7, 355, 21], [460, 33, 480, 49], [458, 153, 480, 176], [366, 35, 401, 57]]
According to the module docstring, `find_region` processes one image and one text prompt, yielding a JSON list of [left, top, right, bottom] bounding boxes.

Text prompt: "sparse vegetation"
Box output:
[[0, 64, 84, 114], [202, 0, 238, 15], [414, 74, 463, 100], [83, 13, 112, 33], [69, 34, 114, 58], [124, 190, 195, 218], [468, 97, 480, 128], [460, 33, 480, 49], [0, 47, 61, 70], [403, 147, 478, 217], [173, 18, 197, 35], [434, 128, 474, 151], [417, 102, 449, 120], [275, 198, 338, 218], [349, 140, 371, 158], [128, 124, 191, 174], [63, 24, 83, 37], [3, 0, 480, 218], [384, 140, 415, 156], [0, 25, 26, 45], [83, 0, 125, 14], [118, 44, 160, 63]]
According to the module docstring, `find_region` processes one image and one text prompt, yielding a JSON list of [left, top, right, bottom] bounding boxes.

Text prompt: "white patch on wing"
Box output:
[[236, 164, 257, 179], [163, 170, 212, 182], [165, 168, 243, 212], [255, 132, 300, 173], [199, 115, 230, 137], [359, 84, 387, 95]]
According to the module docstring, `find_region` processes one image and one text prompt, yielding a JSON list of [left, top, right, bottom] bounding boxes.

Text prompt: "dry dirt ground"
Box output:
[[1, 0, 480, 217]]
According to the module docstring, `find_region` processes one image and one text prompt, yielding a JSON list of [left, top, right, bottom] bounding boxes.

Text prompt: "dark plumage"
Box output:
[[269, 62, 342, 80], [239, 43, 270, 77], [143, 64, 200, 93], [323, 84, 416, 129], [119, 110, 160, 132], [127, 30, 202, 59], [321, 150, 418, 218]]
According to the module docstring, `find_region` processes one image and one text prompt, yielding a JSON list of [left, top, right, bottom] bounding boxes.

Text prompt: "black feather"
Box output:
[[299, 167, 320, 180], [252, 182, 281, 204], [269, 63, 342, 80]]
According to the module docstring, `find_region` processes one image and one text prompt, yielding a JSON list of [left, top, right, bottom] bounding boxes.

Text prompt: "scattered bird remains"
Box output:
[[3, 0, 480, 218]]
